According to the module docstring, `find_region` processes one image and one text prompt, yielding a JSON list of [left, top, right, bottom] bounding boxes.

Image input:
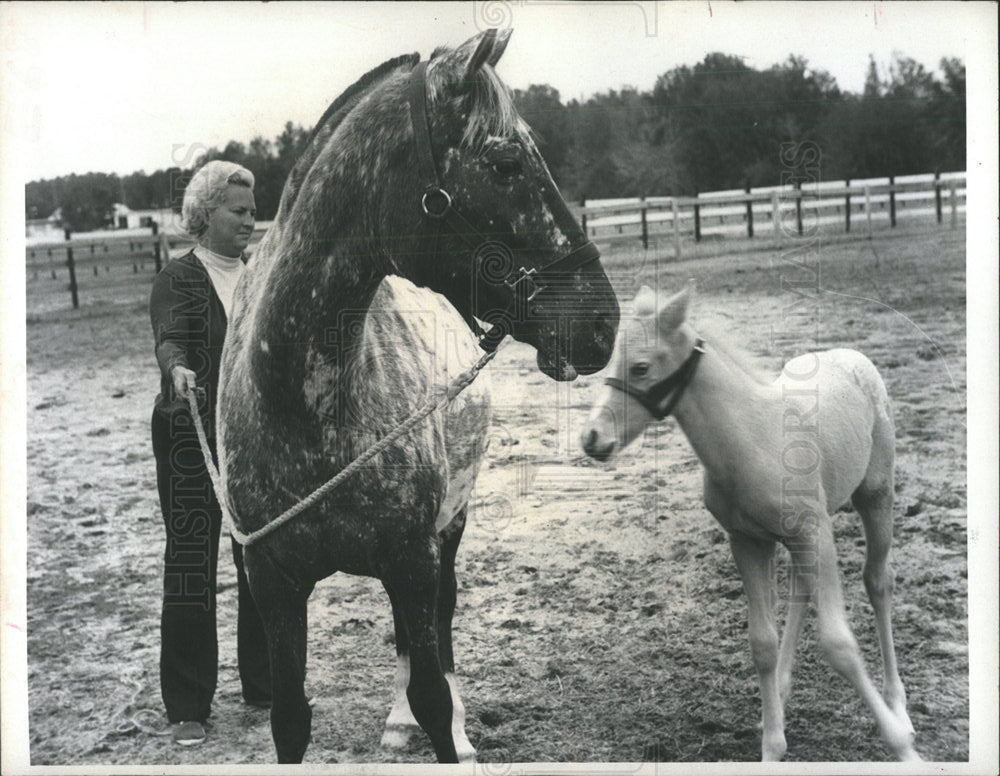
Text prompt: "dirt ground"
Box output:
[[22, 224, 969, 766]]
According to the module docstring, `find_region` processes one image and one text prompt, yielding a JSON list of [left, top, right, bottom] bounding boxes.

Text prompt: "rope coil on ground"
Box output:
[[187, 337, 506, 547]]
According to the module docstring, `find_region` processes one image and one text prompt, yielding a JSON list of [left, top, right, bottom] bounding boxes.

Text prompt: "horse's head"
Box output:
[[581, 283, 699, 461], [389, 30, 620, 380]]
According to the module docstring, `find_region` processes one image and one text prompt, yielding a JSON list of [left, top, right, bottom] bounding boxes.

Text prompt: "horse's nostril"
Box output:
[[582, 430, 614, 461]]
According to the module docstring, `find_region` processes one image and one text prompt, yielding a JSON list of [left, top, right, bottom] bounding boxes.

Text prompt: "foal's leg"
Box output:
[[853, 479, 913, 733], [435, 510, 475, 761], [775, 556, 810, 707], [729, 532, 786, 762], [796, 519, 920, 761], [385, 544, 461, 763], [246, 549, 314, 763]]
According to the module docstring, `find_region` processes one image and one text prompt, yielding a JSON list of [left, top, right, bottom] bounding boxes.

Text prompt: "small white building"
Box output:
[[111, 204, 180, 232], [25, 209, 64, 241]]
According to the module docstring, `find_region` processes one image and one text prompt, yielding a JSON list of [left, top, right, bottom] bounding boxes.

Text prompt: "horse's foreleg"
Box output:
[[436, 510, 475, 762], [386, 551, 460, 763], [729, 532, 786, 762], [380, 583, 421, 749], [247, 550, 314, 763]]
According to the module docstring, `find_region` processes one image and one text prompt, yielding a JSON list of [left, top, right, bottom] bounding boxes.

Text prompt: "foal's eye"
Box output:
[[490, 158, 522, 179], [630, 363, 649, 378]]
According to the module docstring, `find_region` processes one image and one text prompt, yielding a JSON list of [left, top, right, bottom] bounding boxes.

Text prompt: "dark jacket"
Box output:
[[150, 249, 243, 437]]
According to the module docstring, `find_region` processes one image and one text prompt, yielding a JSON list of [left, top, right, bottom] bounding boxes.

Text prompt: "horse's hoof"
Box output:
[[458, 749, 477, 764], [455, 738, 477, 763], [380, 723, 420, 750]]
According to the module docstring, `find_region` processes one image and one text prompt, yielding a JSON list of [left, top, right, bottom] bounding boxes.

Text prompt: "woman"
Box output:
[[149, 160, 269, 746]]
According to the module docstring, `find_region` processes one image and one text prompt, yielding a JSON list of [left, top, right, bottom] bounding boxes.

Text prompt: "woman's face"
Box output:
[[201, 184, 256, 257]]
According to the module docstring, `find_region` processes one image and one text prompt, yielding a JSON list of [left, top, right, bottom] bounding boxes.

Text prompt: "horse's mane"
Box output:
[[427, 46, 521, 152], [276, 43, 522, 219], [278, 52, 420, 214]]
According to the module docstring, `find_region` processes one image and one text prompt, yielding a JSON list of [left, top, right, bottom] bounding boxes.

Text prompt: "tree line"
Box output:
[[26, 52, 965, 231]]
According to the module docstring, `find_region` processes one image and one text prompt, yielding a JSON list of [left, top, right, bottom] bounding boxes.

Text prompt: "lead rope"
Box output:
[[187, 338, 507, 547]]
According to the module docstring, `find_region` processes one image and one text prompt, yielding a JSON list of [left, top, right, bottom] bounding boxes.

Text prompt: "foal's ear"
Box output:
[[632, 284, 657, 315], [438, 29, 513, 89], [657, 286, 691, 332]]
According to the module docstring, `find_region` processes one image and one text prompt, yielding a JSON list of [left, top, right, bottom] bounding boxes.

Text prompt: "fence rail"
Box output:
[[26, 225, 270, 310], [580, 171, 966, 259], [28, 171, 965, 310]]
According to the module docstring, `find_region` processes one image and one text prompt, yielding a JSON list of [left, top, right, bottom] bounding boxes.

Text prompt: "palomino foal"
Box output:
[[581, 285, 919, 762]]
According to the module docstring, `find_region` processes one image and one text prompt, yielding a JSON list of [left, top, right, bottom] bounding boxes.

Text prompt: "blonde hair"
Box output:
[[180, 160, 255, 237]]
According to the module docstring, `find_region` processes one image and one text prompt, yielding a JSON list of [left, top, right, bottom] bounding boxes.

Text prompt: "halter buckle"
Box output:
[[504, 267, 540, 301], [421, 187, 452, 220]]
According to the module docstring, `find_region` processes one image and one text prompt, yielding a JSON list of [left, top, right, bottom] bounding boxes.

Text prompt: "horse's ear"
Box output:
[[657, 286, 691, 332], [483, 28, 513, 67], [435, 29, 513, 91]]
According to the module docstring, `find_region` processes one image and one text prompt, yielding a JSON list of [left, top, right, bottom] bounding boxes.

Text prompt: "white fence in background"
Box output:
[[580, 171, 965, 259]]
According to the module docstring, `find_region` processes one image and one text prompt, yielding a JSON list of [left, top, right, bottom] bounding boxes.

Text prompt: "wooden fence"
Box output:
[[26, 224, 270, 310], [580, 171, 966, 260], [27, 170, 966, 310]]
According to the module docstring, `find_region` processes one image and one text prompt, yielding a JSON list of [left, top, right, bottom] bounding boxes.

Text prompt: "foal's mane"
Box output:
[[697, 320, 773, 387]]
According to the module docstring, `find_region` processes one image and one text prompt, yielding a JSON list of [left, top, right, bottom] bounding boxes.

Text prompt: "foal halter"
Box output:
[[406, 60, 602, 352], [605, 339, 706, 421]]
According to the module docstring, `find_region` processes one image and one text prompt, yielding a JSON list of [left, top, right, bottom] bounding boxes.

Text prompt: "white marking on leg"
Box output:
[[445, 672, 476, 763], [380, 654, 420, 749], [436, 464, 476, 533]]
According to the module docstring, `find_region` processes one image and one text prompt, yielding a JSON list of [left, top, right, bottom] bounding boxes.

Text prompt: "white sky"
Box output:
[[0, 0, 992, 181]]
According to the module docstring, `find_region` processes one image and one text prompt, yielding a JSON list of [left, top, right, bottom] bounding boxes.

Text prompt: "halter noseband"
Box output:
[[407, 60, 602, 352], [605, 339, 706, 420]]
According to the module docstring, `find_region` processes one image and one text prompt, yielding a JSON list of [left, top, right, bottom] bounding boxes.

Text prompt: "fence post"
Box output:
[[864, 186, 873, 239], [639, 196, 648, 250], [152, 221, 162, 273], [934, 170, 942, 224], [671, 197, 681, 261], [949, 181, 958, 229], [580, 195, 588, 237], [771, 189, 780, 237], [794, 181, 803, 236], [64, 227, 79, 309], [745, 180, 753, 238], [845, 178, 851, 233], [693, 189, 701, 242], [888, 175, 897, 227]]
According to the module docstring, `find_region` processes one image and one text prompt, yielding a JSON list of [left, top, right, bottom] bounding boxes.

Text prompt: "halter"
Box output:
[[605, 339, 706, 421], [406, 60, 602, 352]]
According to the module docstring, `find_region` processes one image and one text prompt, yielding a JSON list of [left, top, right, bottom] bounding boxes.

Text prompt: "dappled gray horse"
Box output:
[[218, 30, 620, 763]]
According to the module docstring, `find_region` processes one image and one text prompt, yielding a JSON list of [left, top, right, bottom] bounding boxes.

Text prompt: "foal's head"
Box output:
[[341, 29, 620, 380], [581, 284, 698, 460]]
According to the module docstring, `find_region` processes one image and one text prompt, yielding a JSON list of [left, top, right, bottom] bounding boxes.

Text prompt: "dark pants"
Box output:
[[151, 408, 270, 723]]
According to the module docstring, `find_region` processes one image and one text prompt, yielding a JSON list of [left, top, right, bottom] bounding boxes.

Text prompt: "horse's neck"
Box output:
[[671, 336, 777, 480], [246, 211, 385, 407]]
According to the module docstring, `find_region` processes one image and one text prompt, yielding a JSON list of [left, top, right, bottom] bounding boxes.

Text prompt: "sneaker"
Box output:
[[172, 720, 206, 746]]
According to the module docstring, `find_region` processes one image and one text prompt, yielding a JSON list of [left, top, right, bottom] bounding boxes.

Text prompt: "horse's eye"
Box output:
[[630, 363, 649, 378], [491, 158, 521, 179]]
